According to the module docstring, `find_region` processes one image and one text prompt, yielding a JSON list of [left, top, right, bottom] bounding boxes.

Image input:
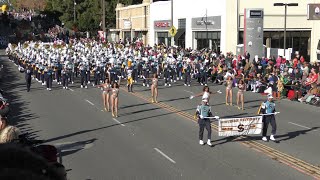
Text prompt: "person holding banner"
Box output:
[[196, 99, 213, 146], [260, 94, 277, 142]]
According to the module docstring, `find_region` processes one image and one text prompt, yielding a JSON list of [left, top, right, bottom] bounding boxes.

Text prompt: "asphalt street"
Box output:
[[0, 51, 318, 180]]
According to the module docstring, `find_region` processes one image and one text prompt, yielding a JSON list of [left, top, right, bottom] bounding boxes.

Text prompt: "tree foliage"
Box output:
[[10, 0, 46, 11], [44, 0, 143, 32]]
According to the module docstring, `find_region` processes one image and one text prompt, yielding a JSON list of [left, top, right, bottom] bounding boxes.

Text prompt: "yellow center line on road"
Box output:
[[120, 87, 320, 179]]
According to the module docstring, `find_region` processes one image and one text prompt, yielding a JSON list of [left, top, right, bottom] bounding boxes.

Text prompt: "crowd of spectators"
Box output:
[[212, 52, 320, 106]]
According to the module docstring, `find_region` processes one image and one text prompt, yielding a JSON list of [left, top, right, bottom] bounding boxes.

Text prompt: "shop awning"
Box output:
[[174, 28, 185, 40], [134, 28, 148, 32], [109, 29, 121, 32]]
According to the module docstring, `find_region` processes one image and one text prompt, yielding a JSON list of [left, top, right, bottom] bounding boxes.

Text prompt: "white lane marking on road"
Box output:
[[288, 122, 317, 131], [113, 118, 125, 127], [85, 99, 95, 106], [183, 90, 194, 94], [154, 148, 176, 164], [69, 88, 74, 92]]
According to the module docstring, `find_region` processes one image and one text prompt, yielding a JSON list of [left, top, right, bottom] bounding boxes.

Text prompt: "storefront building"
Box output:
[[114, 0, 320, 62], [149, 0, 227, 51], [149, 1, 171, 46], [191, 16, 221, 51], [226, 0, 320, 62], [110, 0, 151, 44]]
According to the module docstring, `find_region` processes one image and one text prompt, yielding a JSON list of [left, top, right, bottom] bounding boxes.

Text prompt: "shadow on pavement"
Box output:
[[120, 107, 162, 117], [212, 136, 237, 146], [120, 102, 150, 109], [234, 127, 319, 143], [160, 96, 190, 102], [276, 127, 320, 142], [0, 55, 39, 136], [44, 107, 195, 143], [56, 138, 97, 158]]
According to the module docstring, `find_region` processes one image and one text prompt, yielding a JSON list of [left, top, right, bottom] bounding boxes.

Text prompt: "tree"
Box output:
[[44, 0, 143, 32], [12, 0, 46, 11]]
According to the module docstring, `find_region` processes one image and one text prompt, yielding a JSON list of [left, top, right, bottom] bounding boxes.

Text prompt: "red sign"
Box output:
[[155, 21, 170, 28]]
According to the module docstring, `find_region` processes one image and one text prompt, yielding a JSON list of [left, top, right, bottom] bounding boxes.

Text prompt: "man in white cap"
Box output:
[[260, 94, 277, 142], [196, 98, 213, 146]]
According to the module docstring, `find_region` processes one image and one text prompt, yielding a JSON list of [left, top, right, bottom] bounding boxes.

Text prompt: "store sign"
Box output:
[[191, 16, 221, 30], [123, 20, 132, 29], [308, 4, 320, 20], [196, 20, 214, 25], [249, 10, 263, 18], [154, 20, 171, 30]]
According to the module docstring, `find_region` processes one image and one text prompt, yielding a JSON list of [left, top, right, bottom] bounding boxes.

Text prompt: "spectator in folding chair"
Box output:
[[298, 83, 318, 103]]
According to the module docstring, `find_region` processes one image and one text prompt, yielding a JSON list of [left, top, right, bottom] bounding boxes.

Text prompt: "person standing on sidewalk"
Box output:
[[196, 99, 213, 147], [260, 94, 277, 142]]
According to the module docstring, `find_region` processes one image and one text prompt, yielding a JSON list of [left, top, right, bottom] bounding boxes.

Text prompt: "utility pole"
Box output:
[[102, 0, 106, 40], [284, 4, 287, 57], [73, 0, 76, 23], [274, 3, 298, 58], [206, 9, 208, 49], [170, 0, 174, 46]]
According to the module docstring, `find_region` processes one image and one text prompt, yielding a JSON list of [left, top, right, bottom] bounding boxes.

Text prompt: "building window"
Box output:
[[157, 32, 169, 38], [240, 31, 311, 60], [124, 31, 131, 41], [157, 32, 170, 46], [178, 19, 186, 29], [194, 31, 221, 51]]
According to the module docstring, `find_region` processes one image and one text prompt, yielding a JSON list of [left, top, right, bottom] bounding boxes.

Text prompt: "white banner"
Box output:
[[218, 116, 263, 136]]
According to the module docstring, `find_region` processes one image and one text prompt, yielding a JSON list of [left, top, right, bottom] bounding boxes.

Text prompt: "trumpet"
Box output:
[[116, 44, 124, 50]]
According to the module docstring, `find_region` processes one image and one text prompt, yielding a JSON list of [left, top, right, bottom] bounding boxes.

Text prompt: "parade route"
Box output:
[[1, 51, 318, 179]]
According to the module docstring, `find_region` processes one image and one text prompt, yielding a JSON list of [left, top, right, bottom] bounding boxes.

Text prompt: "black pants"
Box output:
[[199, 119, 212, 140], [86, 72, 90, 82], [164, 70, 171, 84], [94, 73, 100, 85], [80, 75, 87, 86], [262, 115, 277, 136], [46, 75, 52, 88], [62, 75, 69, 87], [184, 73, 191, 85], [26, 78, 31, 91], [143, 71, 150, 84], [201, 72, 207, 84]]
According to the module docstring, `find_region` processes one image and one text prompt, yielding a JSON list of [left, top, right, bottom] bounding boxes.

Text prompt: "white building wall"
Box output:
[[150, 0, 227, 51], [149, 1, 171, 46], [172, 0, 227, 51]]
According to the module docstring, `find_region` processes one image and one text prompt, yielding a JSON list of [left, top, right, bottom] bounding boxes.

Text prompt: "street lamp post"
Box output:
[[274, 3, 298, 57], [73, 0, 76, 23], [171, 0, 174, 46], [102, 0, 106, 40], [206, 9, 208, 50]]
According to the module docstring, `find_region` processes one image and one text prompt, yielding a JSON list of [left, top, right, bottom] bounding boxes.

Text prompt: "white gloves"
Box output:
[[214, 116, 220, 119], [199, 115, 204, 119], [190, 95, 194, 99]]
